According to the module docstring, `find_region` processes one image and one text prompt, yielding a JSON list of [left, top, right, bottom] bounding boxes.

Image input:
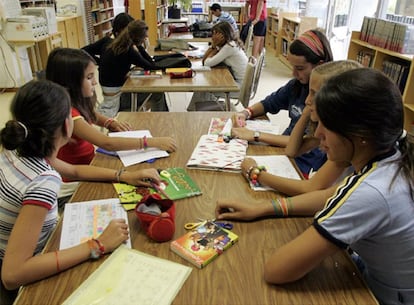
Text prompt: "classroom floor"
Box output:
[[0, 48, 292, 130]]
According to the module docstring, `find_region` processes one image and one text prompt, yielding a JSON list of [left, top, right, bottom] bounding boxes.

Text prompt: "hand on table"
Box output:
[[149, 137, 177, 152], [231, 127, 255, 141], [98, 219, 130, 253], [215, 199, 259, 221]]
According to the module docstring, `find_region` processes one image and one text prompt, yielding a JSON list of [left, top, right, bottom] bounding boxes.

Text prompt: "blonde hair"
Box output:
[[313, 60, 363, 82]]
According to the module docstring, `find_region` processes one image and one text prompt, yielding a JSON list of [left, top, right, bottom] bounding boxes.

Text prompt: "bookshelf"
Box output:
[[265, 11, 298, 56], [141, 0, 168, 45], [348, 31, 414, 133], [90, 0, 114, 41], [276, 15, 318, 68], [207, 2, 245, 30]]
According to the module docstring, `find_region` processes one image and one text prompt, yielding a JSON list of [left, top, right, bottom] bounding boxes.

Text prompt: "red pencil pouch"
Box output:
[[169, 69, 196, 79], [135, 193, 175, 242]]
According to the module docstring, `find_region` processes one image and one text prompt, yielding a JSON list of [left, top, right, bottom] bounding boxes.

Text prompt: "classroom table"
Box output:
[[122, 66, 239, 111], [13, 112, 379, 305], [168, 32, 212, 42]]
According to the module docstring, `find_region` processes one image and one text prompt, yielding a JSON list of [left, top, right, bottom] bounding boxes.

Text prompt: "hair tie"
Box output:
[[399, 129, 407, 140], [17, 121, 28, 139], [297, 30, 325, 58]]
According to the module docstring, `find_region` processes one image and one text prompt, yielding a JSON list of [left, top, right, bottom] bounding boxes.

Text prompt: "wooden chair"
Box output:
[[244, 24, 254, 56], [250, 48, 265, 100], [194, 56, 257, 111]]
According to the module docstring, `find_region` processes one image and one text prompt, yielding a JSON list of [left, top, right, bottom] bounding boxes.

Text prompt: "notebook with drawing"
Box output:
[[247, 155, 302, 191], [186, 134, 248, 172], [207, 117, 280, 136]]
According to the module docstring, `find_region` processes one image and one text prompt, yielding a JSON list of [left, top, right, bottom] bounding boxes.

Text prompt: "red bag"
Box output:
[[135, 194, 175, 242]]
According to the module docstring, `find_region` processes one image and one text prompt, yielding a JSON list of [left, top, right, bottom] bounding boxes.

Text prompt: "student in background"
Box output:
[[222, 68, 414, 304], [98, 20, 168, 117], [243, 0, 267, 58], [232, 29, 333, 176], [187, 21, 248, 111], [45, 48, 176, 202], [0, 80, 130, 305], [82, 12, 134, 65], [210, 3, 239, 33]]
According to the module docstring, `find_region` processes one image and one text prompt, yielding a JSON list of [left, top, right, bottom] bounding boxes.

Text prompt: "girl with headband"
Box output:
[[232, 29, 333, 177]]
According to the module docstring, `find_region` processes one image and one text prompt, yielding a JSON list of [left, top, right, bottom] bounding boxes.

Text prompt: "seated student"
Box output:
[[210, 3, 239, 33], [45, 48, 176, 201], [0, 80, 131, 305], [221, 68, 414, 304], [239, 60, 362, 196], [98, 20, 169, 117], [82, 12, 134, 65], [232, 29, 333, 177], [186, 21, 248, 111]]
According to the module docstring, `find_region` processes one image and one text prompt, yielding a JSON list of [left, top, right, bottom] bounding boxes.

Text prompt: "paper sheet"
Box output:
[[108, 130, 169, 167], [60, 198, 131, 250], [62, 246, 192, 305], [248, 155, 301, 191]]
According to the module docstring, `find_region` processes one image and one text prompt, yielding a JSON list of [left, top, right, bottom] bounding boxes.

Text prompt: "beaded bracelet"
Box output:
[[246, 165, 266, 187], [93, 238, 105, 255]]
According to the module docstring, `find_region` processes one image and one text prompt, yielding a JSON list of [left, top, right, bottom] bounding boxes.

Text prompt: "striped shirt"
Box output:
[[314, 149, 414, 304], [0, 150, 60, 259], [214, 12, 239, 32]]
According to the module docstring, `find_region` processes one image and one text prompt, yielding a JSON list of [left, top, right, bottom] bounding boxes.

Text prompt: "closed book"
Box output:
[[113, 167, 202, 210], [130, 70, 163, 78], [170, 220, 238, 268]]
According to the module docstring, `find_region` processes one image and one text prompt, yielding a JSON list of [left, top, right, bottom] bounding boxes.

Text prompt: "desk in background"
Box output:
[[14, 112, 378, 305], [122, 66, 239, 111]]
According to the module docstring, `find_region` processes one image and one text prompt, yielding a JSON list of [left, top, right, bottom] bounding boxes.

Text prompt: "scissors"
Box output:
[[184, 218, 233, 230]]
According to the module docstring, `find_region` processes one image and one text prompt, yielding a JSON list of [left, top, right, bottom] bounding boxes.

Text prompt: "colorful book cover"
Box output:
[[113, 167, 202, 211], [208, 117, 280, 136], [170, 221, 238, 268], [186, 135, 248, 172]]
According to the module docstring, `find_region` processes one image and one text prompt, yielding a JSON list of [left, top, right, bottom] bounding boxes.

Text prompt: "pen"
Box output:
[[151, 182, 171, 200]]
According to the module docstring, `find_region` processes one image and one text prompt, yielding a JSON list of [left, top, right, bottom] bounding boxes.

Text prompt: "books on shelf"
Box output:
[[113, 167, 202, 211], [62, 246, 192, 305], [186, 134, 248, 172], [60, 198, 131, 250], [247, 155, 301, 191], [382, 59, 410, 93], [108, 130, 169, 167], [360, 16, 414, 54], [170, 220, 238, 268]]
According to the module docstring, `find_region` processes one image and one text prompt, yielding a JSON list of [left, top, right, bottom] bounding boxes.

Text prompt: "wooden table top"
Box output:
[[14, 112, 378, 305], [121, 66, 239, 94]]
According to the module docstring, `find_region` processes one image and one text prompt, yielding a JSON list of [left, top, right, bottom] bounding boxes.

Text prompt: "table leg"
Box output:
[[138, 93, 153, 112], [131, 93, 137, 112], [225, 92, 231, 111]]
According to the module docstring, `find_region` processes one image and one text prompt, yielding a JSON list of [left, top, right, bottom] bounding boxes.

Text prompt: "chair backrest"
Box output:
[[236, 56, 257, 108], [244, 24, 254, 56], [250, 48, 265, 100]]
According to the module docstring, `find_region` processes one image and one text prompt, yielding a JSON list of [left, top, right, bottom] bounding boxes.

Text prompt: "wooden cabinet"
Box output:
[[276, 15, 317, 68], [348, 31, 414, 133], [90, 0, 114, 41], [57, 16, 86, 48]]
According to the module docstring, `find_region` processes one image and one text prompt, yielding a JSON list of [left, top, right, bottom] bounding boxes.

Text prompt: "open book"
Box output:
[[247, 155, 302, 191], [108, 130, 169, 167], [60, 198, 131, 249], [62, 246, 192, 305], [186, 134, 248, 172], [207, 117, 280, 136]]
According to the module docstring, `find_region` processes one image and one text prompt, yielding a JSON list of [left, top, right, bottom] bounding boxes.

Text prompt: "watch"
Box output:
[[254, 131, 260, 142]]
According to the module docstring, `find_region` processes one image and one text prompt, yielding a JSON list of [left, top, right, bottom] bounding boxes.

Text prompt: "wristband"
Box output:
[[87, 239, 103, 259], [116, 168, 125, 183], [93, 238, 105, 255], [143, 136, 148, 150], [104, 118, 116, 129]]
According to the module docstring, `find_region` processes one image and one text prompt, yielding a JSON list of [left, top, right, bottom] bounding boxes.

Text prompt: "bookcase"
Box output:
[[90, 0, 114, 41], [347, 31, 414, 133], [141, 0, 168, 45], [265, 11, 298, 56], [276, 15, 318, 68], [207, 2, 245, 30], [57, 15, 85, 48]]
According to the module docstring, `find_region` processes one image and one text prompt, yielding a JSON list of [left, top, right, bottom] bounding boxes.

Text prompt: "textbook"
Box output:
[[186, 134, 248, 172], [113, 167, 202, 210], [62, 246, 192, 305], [207, 117, 280, 136], [170, 220, 238, 268]]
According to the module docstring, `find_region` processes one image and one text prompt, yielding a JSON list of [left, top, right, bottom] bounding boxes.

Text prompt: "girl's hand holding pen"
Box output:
[[98, 219, 130, 253], [148, 137, 177, 152], [215, 199, 258, 221], [231, 127, 254, 141]]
